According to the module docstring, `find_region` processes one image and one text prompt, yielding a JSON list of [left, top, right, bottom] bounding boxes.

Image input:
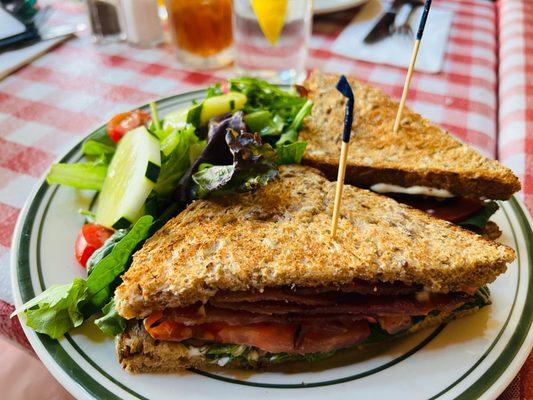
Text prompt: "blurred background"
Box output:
[[0, 0, 531, 399]]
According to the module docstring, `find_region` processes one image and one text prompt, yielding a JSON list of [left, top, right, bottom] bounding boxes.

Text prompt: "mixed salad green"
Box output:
[[13, 78, 313, 339]]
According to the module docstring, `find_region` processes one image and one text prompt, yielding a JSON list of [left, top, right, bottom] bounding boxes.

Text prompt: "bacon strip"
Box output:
[[159, 304, 370, 326], [144, 289, 475, 355], [210, 293, 470, 316], [214, 280, 420, 304]]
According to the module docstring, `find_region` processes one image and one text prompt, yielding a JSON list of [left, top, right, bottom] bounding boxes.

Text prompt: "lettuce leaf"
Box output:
[[82, 140, 115, 159], [457, 201, 499, 229], [86, 229, 128, 275], [81, 127, 116, 157], [46, 162, 108, 191], [154, 127, 204, 197], [87, 215, 153, 309], [187, 112, 278, 199], [13, 216, 153, 339], [13, 278, 88, 339], [179, 111, 278, 201], [94, 298, 126, 336]]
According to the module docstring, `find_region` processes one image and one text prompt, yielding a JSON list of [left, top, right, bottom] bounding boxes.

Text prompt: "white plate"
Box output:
[[314, 0, 368, 15], [11, 89, 533, 400]]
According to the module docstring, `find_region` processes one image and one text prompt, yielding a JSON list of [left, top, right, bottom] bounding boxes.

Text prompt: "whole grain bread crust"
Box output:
[[300, 71, 521, 199], [115, 165, 514, 320]]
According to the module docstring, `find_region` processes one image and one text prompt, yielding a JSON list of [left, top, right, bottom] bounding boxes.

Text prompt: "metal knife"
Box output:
[[0, 23, 85, 53], [363, 0, 410, 44]]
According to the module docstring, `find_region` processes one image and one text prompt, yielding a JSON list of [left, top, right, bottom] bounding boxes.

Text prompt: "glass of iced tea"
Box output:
[[165, 0, 233, 69]]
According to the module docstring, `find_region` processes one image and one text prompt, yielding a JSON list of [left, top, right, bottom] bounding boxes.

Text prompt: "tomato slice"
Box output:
[[107, 109, 151, 142], [390, 195, 483, 223], [296, 321, 370, 353], [144, 314, 297, 353], [74, 223, 114, 267], [215, 322, 297, 353], [144, 311, 372, 354]]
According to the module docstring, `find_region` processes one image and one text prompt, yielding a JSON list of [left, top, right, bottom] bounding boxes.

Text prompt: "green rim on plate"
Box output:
[[11, 91, 533, 400]]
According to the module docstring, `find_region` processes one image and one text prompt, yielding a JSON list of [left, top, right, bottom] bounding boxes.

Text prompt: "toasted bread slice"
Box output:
[[116, 307, 482, 372], [300, 71, 520, 199], [115, 165, 514, 320]]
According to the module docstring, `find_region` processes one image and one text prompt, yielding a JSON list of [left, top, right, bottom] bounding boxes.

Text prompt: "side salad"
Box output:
[[13, 78, 313, 339]]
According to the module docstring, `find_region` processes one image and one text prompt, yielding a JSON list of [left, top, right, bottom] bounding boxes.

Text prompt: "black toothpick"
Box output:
[[331, 75, 355, 238]]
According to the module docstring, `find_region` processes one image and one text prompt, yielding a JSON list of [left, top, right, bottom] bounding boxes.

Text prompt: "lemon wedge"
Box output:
[[251, 0, 288, 46]]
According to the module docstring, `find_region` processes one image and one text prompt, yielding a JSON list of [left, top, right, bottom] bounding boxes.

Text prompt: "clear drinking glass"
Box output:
[[165, 0, 233, 69], [233, 0, 312, 84]]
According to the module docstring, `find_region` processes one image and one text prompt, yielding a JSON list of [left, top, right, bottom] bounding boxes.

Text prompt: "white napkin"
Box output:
[[0, 7, 76, 81], [0, 36, 71, 81], [330, 0, 453, 73]]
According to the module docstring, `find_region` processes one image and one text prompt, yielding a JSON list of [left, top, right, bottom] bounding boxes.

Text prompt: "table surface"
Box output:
[[0, 0, 530, 399]]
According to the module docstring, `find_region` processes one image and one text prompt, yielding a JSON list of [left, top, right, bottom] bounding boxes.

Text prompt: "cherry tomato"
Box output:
[[107, 109, 151, 142], [75, 224, 114, 267]]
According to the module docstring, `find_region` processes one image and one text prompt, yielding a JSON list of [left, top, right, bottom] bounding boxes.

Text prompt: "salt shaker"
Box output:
[[121, 0, 163, 47]]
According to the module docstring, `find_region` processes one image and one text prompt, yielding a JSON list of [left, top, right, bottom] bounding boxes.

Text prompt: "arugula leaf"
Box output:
[[276, 141, 307, 165], [94, 298, 126, 336], [87, 215, 153, 309], [243, 110, 272, 132], [13, 278, 88, 339], [198, 342, 335, 367], [229, 77, 306, 120], [229, 78, 312, 143], [244, 111, 284, 136], [46, 163, 108, 191], [205, 83, 223, 98], [276, 99, 313, 146], [458, 201, 499, 229]]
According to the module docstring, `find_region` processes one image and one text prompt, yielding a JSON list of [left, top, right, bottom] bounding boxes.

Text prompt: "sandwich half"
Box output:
[[300, 72, 521, 237], [115, 165, 514, 372]]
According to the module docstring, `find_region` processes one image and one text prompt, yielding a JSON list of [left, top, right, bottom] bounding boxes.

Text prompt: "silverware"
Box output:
[[363, 0, 409, 44], [392, 1, 423, 38], [0, 22, 86, 53], [39, 23, 86, 41]]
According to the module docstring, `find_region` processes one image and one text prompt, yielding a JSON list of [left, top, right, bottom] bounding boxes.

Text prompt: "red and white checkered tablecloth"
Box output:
[[0, 0, 530, 397]]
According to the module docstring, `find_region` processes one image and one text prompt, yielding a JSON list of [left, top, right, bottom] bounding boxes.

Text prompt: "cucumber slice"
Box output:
[[95, 126, 161, 229], [199, 92, 247, 126], [163, 92, 247, 129]]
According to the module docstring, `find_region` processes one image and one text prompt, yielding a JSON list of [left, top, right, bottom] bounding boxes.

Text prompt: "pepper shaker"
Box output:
[[86, 0, 126, 43]]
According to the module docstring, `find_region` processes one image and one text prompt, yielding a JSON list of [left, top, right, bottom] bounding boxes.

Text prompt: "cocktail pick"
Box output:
[[330, 75, 354, 239], [393, 0, 432, 133]]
